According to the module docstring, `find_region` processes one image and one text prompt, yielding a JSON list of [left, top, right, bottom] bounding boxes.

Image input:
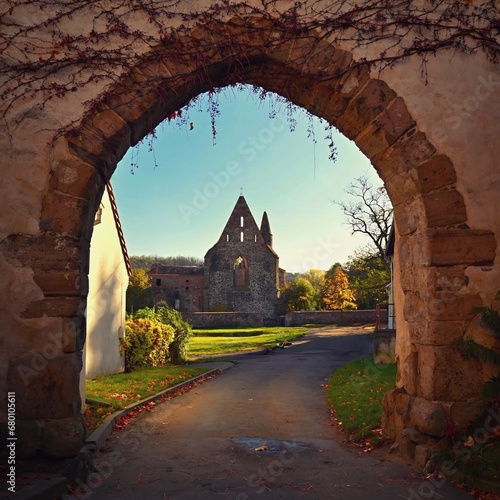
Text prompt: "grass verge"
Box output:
[[325, 356, 397, 447], [84, 365, 206, 430], [187, 326, 308, 356]]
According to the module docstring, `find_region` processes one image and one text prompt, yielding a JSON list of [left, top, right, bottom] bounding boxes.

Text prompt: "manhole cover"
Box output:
[[230, 437, 315, 454]]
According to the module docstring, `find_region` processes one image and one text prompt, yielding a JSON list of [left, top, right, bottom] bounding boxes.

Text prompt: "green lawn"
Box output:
[[187, 326, 308, 356], [84, 327, 307, 430], [84, 365, 206, 429], [325, 356, 397, 445]]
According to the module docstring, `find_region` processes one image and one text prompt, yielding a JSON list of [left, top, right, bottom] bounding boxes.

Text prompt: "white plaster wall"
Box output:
[[84, 187, 128, 381]]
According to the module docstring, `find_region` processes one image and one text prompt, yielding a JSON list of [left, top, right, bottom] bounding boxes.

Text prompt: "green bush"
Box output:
[[134, 304, 192, 364], [122, 318, 175, 372], [155, 304, 192, 363]]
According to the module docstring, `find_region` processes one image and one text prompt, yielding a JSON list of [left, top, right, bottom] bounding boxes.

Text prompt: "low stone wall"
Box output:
[[183, 312, 264, 328], [284, 309, 384, 326], [373, 330, 396, 364]]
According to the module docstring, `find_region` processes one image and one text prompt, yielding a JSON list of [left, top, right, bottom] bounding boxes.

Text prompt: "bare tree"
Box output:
[[335, 175, 393, 269]]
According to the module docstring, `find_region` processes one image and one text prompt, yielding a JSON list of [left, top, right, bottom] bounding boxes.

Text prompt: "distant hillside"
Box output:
[[130, 255, 203, 269]]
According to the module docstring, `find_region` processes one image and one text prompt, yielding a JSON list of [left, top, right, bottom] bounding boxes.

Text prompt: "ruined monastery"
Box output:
[[149, 195, 286, 319]]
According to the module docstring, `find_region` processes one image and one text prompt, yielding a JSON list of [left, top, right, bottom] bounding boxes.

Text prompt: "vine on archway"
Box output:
[[126, 82, 339, 172], [0, 0, 497, 164], [1, 1, 497, 117]]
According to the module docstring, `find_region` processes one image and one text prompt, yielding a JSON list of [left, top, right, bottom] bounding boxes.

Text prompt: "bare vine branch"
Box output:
[[0, 0, 497, 156]]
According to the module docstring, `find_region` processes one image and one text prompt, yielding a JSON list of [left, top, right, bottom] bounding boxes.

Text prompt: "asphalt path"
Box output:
[[81, 326, 472, 500]]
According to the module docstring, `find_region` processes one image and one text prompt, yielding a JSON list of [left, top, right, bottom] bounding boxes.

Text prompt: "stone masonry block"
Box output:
[[67, 121, 108, 157], [425, 291, 482, 321], [0, 233, 82, 272], [301, 42, 352, 77], [397, 349, 419, 397], [7, 353, 82, 420], [40, 190, 90, 236], [104, 85, 161, 134], [409, 397, 447, 437], [382, 388, 411, 441], [308, 81, 351, 122], [393, 197, 425, 235], [50, 156, 102, 201], [336, 78, 397, 139], [419, 321, 467, 346], [22, 297, 83, 318], [62, 316, 86, 353], [32, 269, 83, 297], [422, 189, 467, 228], [417, 345, 484, 401], [265, 36, 308, 70], [373, 131, 436, 185], [42, 415, 86, 458], [383, 171, 419, 208], [415, 155, 456, 194], [403, 292, 427, 323], [428, 229, 496, 266], [356, 97, 416, 159], [426, 266, 467, 292], [90, 108, 129, 142]]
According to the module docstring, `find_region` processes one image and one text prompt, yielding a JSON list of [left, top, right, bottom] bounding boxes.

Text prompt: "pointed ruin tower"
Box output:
[[204, 195, 284, 319], [260, 211, 273, 248]]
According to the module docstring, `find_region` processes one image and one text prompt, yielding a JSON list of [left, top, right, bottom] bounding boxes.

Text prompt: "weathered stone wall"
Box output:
[[374, 330, 396, 365], [183, 312, 264, 329], [284, 309, 382, 326], [0, 0, 497, 464], [149, 267, 204, 313], [204, 196, 281, 318]]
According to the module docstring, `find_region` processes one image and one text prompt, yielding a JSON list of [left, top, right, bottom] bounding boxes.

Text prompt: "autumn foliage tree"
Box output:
[[126, 268, 153, 314], [322, 264, 357, 310]]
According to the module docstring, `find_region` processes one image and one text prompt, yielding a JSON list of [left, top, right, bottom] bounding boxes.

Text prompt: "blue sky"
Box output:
[[111, 85, 384, 273]]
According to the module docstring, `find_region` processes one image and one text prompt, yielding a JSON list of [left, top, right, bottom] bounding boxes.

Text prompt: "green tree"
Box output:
[[303, 269, 326, 309], [282, 277, 318, 312], [346, 249, 390, 309], [126, 268, 153, 313], [323, 265, 357, 310]]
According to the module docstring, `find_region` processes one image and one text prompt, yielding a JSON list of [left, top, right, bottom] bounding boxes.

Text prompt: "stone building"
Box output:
[[204, 195, 285, 318], [149, 265, 204, 313], [150, 196, 285, 320]]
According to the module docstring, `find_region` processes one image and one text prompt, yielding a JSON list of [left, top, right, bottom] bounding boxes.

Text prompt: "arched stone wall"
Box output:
[[0, 3, 498, 463]]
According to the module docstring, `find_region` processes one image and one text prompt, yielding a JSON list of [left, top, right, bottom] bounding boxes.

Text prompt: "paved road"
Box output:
[[80, 326, 472, 499]]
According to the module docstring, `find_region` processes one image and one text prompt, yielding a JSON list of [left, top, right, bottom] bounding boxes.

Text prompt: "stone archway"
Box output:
[[0, 3, 498, 464]]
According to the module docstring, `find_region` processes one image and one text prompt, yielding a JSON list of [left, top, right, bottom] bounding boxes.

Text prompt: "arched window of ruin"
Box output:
[[233, 255, 249, 287]]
